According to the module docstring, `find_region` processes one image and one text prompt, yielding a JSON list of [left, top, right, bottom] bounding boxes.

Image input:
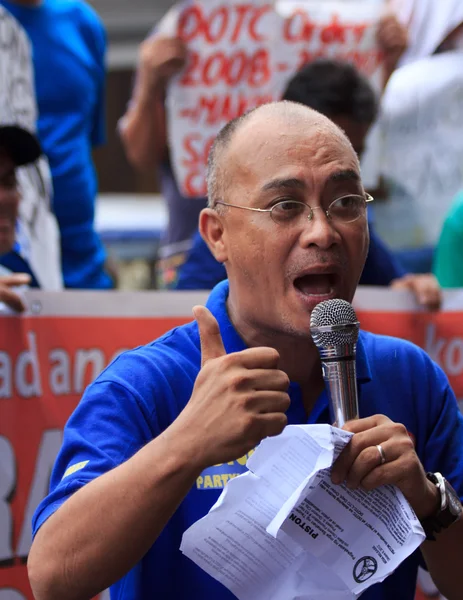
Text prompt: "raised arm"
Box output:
[[119, 35, 187, 171], [27, 307, 290, 600]]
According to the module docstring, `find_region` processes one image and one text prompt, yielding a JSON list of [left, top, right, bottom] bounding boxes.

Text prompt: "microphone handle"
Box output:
[[321, 358, 359, 427]]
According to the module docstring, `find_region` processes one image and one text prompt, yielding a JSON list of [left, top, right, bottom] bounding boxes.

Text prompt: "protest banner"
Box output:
[[276, 1, 384, 85], [165, 0, 385, 198], [2, 286, 462, 598]]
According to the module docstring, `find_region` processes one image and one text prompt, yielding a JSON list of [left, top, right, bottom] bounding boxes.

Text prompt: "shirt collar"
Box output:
[[206, 279, 372, 384]]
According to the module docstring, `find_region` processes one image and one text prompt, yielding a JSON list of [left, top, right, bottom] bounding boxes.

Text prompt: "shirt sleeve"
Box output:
[[420, 361, 463, 501], [32, 377, 159, 536], [88, 13, 107, 147]]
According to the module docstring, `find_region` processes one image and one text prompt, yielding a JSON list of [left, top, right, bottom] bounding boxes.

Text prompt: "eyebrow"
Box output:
[[328, 169, 361, 183], [261, 178, 306, 193], [260, 170, 361, 195]]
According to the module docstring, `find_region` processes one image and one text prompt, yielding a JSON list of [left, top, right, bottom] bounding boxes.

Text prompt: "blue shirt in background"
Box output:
[[1, 0, 112, 289], [156, 159, 207, 288], [32, 280, 463, 600]]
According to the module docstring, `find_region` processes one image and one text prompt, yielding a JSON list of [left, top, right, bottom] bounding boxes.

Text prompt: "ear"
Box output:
[[199, 208, 228, 263]]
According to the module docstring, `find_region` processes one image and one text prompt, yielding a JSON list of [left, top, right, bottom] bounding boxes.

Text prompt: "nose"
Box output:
[[298, 206, 341, 250]]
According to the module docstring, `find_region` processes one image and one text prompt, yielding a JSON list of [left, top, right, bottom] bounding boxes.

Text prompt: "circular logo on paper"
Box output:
[[353, 556, 378, 583]]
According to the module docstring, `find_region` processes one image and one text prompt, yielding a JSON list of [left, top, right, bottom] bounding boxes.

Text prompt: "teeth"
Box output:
[[295, 274, 333, 296], [300, 288, 333, 297]]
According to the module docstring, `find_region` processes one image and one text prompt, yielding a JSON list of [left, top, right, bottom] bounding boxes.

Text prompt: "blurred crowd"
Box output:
[[0, 1, 462, 598]]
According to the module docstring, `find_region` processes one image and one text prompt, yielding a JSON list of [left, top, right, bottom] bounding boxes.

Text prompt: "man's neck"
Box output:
[[226, 297, 325, 413]]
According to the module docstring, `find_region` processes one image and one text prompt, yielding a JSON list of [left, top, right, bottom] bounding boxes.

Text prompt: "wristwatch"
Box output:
[[420, 472, 462, 541]]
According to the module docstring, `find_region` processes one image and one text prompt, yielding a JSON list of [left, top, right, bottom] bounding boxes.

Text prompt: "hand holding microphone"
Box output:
[[313, 301, 441, 518]]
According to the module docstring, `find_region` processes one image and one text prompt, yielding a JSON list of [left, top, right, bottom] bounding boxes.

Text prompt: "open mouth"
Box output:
[[293, 273, 338, 297]]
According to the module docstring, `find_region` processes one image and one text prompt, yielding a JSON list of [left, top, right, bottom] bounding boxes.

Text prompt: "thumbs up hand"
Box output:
[[171, 306, 290, 469]]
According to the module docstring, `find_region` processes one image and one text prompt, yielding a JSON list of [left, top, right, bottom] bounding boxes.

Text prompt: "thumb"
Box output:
[[193, 305, 226, 367]]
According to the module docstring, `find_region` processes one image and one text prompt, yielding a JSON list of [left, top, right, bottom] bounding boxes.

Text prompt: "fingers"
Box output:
[[247, 368, 289, 392], [377, 14, 408, 48], [0, 286, 26, 312], [342, 414, 389, 434], [356, 456, 414, 492], [193, 305, 226, 366], [256, 411, 288, 439], [332, 418, 415, 488], [160, 36, 187, 56], [0, 273, 31, 287], [0, 273, 29, 312], [391, 274, 442, 311], [390, 276, 409, 290], [230, 347, 281, 371], [142, 35, 187, 74], [335, 439, 413, 490], [245, 390, 291, 414], [412, 274, 442, 311], [215, 357, 287, 395]]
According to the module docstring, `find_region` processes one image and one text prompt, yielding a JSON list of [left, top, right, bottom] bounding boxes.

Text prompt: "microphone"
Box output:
[[310, 299, 360, 427]]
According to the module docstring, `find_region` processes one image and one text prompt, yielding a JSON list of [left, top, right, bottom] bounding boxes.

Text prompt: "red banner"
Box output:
[[0, 287, 461, 598]]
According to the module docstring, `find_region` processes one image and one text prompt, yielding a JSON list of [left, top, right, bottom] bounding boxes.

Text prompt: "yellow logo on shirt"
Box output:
[[62, 460, 89, 480], [196, 450, 255, 490]]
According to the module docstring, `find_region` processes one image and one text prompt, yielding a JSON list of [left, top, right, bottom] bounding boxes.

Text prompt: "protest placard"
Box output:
[[165, 0, 385, 198]]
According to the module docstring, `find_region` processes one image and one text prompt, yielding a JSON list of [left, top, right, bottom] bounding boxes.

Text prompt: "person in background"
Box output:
[[27, 101, 463, 600], [0, 121, 45, 311], [391, 0, 463, 66], [0, 5, 62, 292], [377, 0, 463, 286], [119, 8, 407, 291], [0, 0, 113, 289], [433, 191, 463, 288], [176, 60, 441, 311]]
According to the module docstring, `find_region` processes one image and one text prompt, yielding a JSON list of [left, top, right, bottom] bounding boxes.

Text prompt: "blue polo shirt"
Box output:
[[32, 281, 463, 600]]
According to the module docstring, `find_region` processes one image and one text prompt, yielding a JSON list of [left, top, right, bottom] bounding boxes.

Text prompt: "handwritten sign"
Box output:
[[165, 0, 281, 198], [165, 0, 384, 198], [276, 1, 384, 80]]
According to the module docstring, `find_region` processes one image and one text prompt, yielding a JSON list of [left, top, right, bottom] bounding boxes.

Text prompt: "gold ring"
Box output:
[[376, 444, 386, 465]]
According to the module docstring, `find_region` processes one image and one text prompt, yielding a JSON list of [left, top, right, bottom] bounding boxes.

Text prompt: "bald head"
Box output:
[[206, 101, 357, 207]]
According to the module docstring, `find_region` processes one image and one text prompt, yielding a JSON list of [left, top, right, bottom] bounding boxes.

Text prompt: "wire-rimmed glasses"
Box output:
[[215, 193, 374, 225]]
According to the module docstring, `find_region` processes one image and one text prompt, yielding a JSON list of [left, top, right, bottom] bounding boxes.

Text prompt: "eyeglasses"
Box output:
[[215, 194, 374, 225]]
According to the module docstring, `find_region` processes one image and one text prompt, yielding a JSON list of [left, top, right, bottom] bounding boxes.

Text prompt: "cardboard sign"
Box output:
[[166, 0, 384, 198]]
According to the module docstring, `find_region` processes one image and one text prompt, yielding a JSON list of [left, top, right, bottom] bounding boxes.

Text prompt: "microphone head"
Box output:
[[310, 299, 360, 348]]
